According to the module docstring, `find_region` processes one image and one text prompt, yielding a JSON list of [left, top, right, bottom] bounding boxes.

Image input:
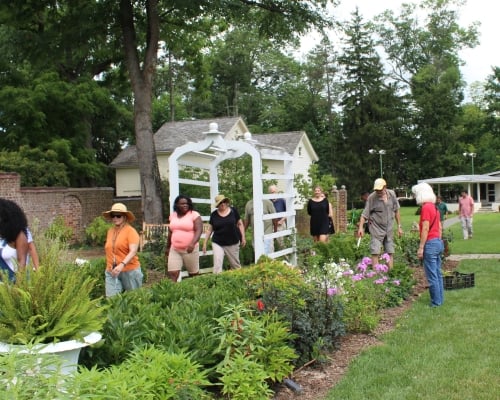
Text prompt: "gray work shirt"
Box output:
[[361, 189, 399, 239]]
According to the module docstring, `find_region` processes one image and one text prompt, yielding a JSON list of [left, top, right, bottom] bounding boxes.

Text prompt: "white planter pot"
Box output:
[[0, 332, 102, 375]]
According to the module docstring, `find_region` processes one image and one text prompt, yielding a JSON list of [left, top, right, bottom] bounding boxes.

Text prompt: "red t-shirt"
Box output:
[[420, 202, 441, 241]]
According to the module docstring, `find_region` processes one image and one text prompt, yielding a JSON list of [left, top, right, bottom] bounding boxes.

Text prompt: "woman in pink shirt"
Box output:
[[165, 195, 203, 282]]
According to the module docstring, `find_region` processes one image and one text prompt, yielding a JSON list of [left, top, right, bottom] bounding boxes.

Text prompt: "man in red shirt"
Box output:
[[458, 190, 474, 240]]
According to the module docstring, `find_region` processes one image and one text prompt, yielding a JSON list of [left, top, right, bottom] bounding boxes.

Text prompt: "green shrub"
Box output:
[[218, 353, 274, 400], [84, 216, 110, 246], [77, 346, 212, 399], [342, 278, 381, 333], [395, 232, 421, 267], [241, 262, 345, 366], [139, 250, 165, 272], [44, 215, 73, 243], [214, 304, 297, 380], [0, 349, 70, 398], [81, 257, 107, 299]]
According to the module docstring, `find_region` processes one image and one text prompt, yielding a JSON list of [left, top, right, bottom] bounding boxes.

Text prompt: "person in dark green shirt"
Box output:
[[436, 196, 449, 222]]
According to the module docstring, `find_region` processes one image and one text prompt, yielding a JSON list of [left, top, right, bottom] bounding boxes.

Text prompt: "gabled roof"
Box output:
[[110, 117, 244, 167], [253, 131, 319, 161], [110, 117, 319, 167]]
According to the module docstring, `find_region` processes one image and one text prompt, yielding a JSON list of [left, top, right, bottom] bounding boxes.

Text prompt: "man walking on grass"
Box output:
[[458, 189, 474, 239]]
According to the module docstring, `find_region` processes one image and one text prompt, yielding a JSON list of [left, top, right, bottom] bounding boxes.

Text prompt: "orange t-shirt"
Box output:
[[104, 224, 140, 272]]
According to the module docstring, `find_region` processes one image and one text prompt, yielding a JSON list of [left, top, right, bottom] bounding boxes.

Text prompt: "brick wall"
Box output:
[[0, 172, 119, 243], [1, 172, 347, 242]]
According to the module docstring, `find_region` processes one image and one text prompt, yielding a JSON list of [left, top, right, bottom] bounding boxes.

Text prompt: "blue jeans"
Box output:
[[423, 239, 444, 306]]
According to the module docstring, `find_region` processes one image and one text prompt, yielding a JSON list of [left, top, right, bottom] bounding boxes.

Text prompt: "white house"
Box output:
[[418, 171, 500, 212], [110, 117, 319, 207]]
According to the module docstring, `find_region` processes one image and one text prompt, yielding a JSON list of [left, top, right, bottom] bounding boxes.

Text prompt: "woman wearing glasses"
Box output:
[[102, 203, 143, 297], [165, 195, 203, 282]]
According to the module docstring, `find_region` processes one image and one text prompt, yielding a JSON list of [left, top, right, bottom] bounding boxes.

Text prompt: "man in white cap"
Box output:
[[357, 178, 403, 268]]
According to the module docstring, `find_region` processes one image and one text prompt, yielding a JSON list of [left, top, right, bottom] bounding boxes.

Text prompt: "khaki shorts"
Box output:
[[370, 235, 395, 256], [167, 247, 200, 274]]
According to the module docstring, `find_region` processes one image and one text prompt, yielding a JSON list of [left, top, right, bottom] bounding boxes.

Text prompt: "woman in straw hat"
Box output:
[[202, 194, 245, 273], [102, 203, 143, 297]]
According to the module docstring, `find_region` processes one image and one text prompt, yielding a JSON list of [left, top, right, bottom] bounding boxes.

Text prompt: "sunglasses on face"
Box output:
[[111, 214, 123, 219]]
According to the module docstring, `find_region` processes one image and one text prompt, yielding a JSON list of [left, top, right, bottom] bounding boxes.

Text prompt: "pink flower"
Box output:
[[374, 277, 388, 285], [357, 263, 367, 272], [392, 280, 400, 286], [362, 257, 372, 265], [374, 263, 389, 273], [366, 271, 377, 278], [327, 287, 338, 296], [380, 253, 391, 263]]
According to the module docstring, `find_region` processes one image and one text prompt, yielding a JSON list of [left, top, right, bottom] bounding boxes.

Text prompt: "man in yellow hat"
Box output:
[[357, 178, 403, 268]]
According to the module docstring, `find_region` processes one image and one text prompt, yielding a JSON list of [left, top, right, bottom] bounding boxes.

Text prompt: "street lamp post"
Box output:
[[369, 149, 386, 177], [463, 152, 476, 175]]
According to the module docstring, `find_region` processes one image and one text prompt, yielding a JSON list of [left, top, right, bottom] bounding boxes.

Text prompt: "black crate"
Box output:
[[443, 271, 475, 290]]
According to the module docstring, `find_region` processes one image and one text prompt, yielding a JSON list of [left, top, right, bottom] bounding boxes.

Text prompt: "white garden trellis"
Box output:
[[169, 122, 296, 265]]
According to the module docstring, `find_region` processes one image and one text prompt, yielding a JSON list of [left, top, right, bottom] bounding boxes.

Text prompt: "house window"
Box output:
[[298, 146, 302, 157]]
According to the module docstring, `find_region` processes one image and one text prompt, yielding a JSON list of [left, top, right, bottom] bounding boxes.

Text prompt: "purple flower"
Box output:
[[352, 274, 364, 281], [327, 287, 338, 296], [362, 257, 372, 265], [392, 280, 401, 286], [357, 263, 367, 272], [375, 263, 389, 273], [381, 253, 391, 263]]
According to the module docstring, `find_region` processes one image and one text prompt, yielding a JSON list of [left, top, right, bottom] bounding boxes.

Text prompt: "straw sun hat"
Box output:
[[102, 203, 136, 222], [214, 194, 231, 208]]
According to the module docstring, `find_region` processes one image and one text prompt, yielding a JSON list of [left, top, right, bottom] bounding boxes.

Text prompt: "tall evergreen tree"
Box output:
[[337, 9, 405, 197], [375, 0, 479, 183]]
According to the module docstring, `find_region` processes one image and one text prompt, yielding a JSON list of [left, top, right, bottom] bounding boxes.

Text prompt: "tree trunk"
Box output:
[[134, 87, 164, 224], [120, 0, 163, 224]]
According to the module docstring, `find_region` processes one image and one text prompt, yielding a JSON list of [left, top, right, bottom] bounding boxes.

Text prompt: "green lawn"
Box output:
[[445, 213, 500, 254], [399, 208, 500, 255], [323, 210, 500, 399], [325, 260, 500, 400]]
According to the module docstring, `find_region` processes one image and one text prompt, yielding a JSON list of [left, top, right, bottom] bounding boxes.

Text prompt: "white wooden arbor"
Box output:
[[169, 122, 296, 265]]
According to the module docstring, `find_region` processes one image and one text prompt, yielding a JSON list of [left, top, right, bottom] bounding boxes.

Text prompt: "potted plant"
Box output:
[[0, 235, 107, 374]]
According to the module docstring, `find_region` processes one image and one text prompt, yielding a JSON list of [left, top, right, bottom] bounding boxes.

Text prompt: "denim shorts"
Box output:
[[105, 267, 143, 297]]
